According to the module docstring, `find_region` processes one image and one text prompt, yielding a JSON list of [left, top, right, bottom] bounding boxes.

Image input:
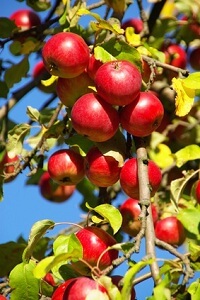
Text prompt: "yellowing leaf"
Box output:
[[174, 144, 200, 167], [172, 77, 195, 117], [41, 75, 58, 87], [125, 27, 141, 47], [149, 143, 174, 169], [161, 0, 176, 18]]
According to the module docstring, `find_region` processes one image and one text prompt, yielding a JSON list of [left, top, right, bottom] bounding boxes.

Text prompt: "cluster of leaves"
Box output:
[[0, 0, 200, 299]]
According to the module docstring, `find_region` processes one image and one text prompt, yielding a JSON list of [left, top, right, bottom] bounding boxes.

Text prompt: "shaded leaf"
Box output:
[[0, 81, 9, 98], [4, 56, 29, 89], [0, 17, 17, 38], [26, 0, 51, 11]]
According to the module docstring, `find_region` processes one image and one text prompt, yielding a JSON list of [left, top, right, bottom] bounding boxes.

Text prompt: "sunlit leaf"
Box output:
[[174, 144, 200, 167], [172, 77, 195, 117], [104, 0, 126, 13], [23, 219, 55, 262], [9, 260, 40, 300], [26, 106, 40, 122], [149, 143, 174, 169], [98, 276, 122, 300], [41, 75, 58, 87], [7, 123, 31, 156], [125, 27, 141, 47], [188, 279, 200, 300], [86, 203, 122, 234], [177, 208, 200, 237]]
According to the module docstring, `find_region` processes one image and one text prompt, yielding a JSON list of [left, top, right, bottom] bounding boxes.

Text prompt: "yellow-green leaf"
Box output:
[[149, 143, 174, 169], [41, 75, 57, 87], [174, 144, 200, 167]]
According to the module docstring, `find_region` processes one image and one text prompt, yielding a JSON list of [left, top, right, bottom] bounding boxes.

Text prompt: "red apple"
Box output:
[[111, 275, 136, 300], [10, 9, 41, 31], [0, 296, 7, 300], [87, 54, 103, 80], [94, 60, 142, 106], [189, 47, 200, 70], [56, 71, 94, 108], [42, 32, 90, 78], [120, 91, 164, 137], [194, 179, 200, 204], [163, 44, 187, 69], [52, 279, 74, 300], [39, 171, 75, 202], [71, 226, 118, 275], [0, 152, 19, 182], [122, 18, 144, 34], [151, 203, 159, 225], [120, 158, 162, 199], [85, 146, 121, 187], [43, 273, 56, 286], [47, 149, 85, 185], [155, 216, 186, 246], [71, 93, 119, 142], [61, 277, 109, 300]]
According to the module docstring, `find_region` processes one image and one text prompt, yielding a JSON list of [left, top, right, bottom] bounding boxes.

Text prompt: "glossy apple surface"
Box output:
[[111, 275, 136, 300], [122, 18, 143, 33], [56, 71, 94, 108], [39, 171, 75, 202], [155, 216, 186, 246], [47, 149, 85, 185], [85, 146, 121, 187], [52, 279, 74, 300], [71, 226, 118, 275], [42, 32, 90, 78], [120, 158, 162, 199], [10, 9, 41, 30], [95, 60, 142, 106], [120, 91, 164, 137], [164, 44, 187, 69], [71, 93, 119, 142]]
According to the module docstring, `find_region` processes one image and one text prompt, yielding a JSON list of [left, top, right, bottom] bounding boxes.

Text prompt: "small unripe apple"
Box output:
[[39, 171, 75, 203], [189, 47, 200, 71], [71, 93, 119, 142], [56, 71, 94, 108], [42, 32, 90, 78], [111, 275, 136, 300], [47, 149, 85, 185], [71, 226, 118, 275], [85, 146, 121, 187], [120, 91, 164, 137], [10, 9, 41, 31], [120, 158, 162, 199], [95, 60, 142, 106], [122, 18, 144, 34], [155, 216, 186, 246]]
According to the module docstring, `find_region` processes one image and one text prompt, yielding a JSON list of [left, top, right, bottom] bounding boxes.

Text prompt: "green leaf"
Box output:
[[177, 208, 200, 237], [94, 45, 116, 63], [9, 260, 40, 300], [4, 56, 29, 89], [182, 72, 200, 90], [0, 81, 9, 98], [9, 40, 22, 55], [188, 279, 200, 300], [188, 241, 200, 262], [66, 134, 94, 156], [26, 0, 51, 11], [0, 242, 26, 277], [23, 219, 55, 262], [86, 203, 122, 234], [121, 260, 153, 300], [0, 17, 17, 38], [26, 106, 40, 122], [174, 144, 200, 167], [7, 123, 31, 156]]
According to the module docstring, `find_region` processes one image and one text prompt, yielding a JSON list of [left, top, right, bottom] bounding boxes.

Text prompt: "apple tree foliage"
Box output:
[[0, 0, 200, 299]]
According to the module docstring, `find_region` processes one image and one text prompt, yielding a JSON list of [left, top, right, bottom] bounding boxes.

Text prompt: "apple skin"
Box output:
[[155, 216, 186, 246], [39, 171, 75, 203], [0, 152, 19, 183], [42, 32, 90, 78], [189, 47, 200, 71], [120, 91, 164, 137], [120, 158, 162, 199], [71, 226, 118, 275], [10, 9, 41, 31], [0, 296, 7, 300], [111, 275, 136, 300], [164, 44, 187, 69], [56, 71, 94, 108], [194, 180, 200, 204], [52, 279, 74, 300], [94, 60, 142, 106], [85, 146, 121, 187], [122, 18, 143, 34], [71, 93, 119, 142], [87, 54, 103, 80], [47, 149, 85, 186], [43, 273, 56, 286]]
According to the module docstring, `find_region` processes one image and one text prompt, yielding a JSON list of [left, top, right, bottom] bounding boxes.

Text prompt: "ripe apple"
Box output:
[[71, 93, 119, 142], [163, 44, 187, 69], [43, 272, 56, 286], [120, 158, 162, 199], [94, 60, 142, 106], [85, 146, 121, 187], [52, 279, 73, 300], [39, 171, 75, 203], [42, 32, 90, 78], [193, 179, 200, 204], [0, 152, 19, 183], [119, 91, 164, 137], [0, 296, 7, 300], [122, 18, 144, 34], [87, 54, 103, 80], [56, 71, 94, 108], [155, 216, 186, 246], [47, 149, 85, 185], [189, 47, 200, 70], [10, 9, 41, 31], [71, 226, 118, 275], [32, 60, 56, 93], [111, 275, 136, 299], [61, 277, 109, 300]]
